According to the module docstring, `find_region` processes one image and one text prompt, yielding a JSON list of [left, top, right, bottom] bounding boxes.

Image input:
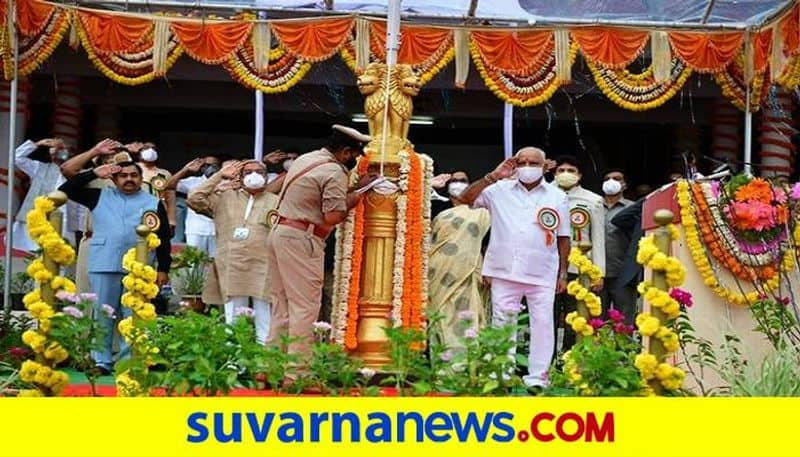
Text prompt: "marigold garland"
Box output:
[[565, 247, 604, 328], [223, 45, 312, 94], [342, 155, 370, 350], [116, 232, 161, 396], [2, 7, 70, 79], [713, 52, 770, 112], [74, 14, 183, 85], [470, 40, 577, 107], [400, 150, 425, 330], [20, 196, 77, 396], [340, 35, 454, 85], [633, 222, 686, 392], [587, 58, 693, 111], [776, 54, 800, 89], [676, 180, 790, 306]]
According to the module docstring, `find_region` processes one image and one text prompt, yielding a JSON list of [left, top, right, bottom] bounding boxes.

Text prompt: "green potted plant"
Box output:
[[170, 246, 211, 313]]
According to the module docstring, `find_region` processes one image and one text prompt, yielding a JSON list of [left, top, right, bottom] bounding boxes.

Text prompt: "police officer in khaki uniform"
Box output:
[[266, 125, 377, 382]]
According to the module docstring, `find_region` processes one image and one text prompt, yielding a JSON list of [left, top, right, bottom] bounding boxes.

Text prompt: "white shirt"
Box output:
[[563, 185, 606, 275], [474, 179, 570, 286], [178, 176, 215, 236]]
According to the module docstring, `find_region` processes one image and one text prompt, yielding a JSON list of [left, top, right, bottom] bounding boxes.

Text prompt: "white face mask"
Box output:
[[517, 166, 543, 184], [447, 182, 468, 197], [602, 179, 623, 195], [242, 172, 266, 189], [282, 159, 294, 172], [555, 172, 580, 189], [140, 148, 158, 162], [54, 149, 70, 161]]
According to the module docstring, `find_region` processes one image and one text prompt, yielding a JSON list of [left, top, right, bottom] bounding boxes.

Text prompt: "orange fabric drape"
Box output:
[[471, 30, 553, 74], [370, 22, 452, 65], [171, 21, 252, 65], [781, 5, 800, 57], [669, 31, 743, 73], [78, 11, 153, 54], [571, 27, 649, 69], [753, 28, 773, 72], [17, 0, 56, 37], [271, 18, 353, 62]]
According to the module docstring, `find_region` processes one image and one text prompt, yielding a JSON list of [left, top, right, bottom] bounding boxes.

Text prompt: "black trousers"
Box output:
[[600, 276, 638, 326]]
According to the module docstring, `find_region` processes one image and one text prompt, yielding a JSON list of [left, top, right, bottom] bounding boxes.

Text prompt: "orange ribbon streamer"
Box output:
[[77, 11, 153, 54], [171, 21, 251, 65], [669, 31, 743, 73], [571, 27, 649, 69], [271, 17, 353, 62], [370, 22, 452, 65], [471, 30, 553, 74], [17, 0, 56, 38], [780, 5, 800, 57], [754, 28, 772, 73]]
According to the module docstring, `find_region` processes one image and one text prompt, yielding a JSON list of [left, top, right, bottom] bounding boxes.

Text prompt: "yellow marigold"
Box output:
[[17, 389, 43, 397], [116, 371, 145, 397], [47, 370, 70, 394], [39, 318, 51, 333], [635, 313, 660, 336], [118, 317, 134, 338], [146, 233, 161, 249], [27, 301, 54, 320], [44, 342, 69, 364], [660, 366, 686, 391], [22, 330, 46, 353], [634, 352, 658, 380], [33, 365, 53, 385], [23, 290, 41, 306], [19, 360, 41, 383]]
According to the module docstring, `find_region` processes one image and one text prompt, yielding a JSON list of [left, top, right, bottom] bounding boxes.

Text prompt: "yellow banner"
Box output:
[[0, 398, 794, 457]]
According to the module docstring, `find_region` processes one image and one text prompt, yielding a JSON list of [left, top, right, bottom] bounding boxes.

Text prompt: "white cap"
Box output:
[[332, 124, 371, 143]]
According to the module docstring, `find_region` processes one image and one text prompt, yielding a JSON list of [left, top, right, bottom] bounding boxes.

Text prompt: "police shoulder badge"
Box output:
[[150, 175, 167, 193], [141, 210, 161, 232], [570, 207, 590, 229]]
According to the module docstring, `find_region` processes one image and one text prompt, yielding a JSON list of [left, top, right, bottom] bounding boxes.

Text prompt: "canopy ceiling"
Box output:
[[77, 0, 796, 29]]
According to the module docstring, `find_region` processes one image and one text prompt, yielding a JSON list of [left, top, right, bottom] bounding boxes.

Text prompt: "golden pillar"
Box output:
[[352, 64, 421, 368]]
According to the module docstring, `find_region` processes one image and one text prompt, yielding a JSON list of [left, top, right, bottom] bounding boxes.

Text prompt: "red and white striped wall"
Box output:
[[759, 88, 796, 179], [711, 98, 741, 167], [94, 104, 121, 142], [52, 76, 82, 150]]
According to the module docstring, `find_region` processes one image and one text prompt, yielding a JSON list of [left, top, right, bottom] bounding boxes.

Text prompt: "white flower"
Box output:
[[358, 367, 376, 379], [79, 292, 98, 302], [464, 327, 478, 339], [55, 291, 78, 303]]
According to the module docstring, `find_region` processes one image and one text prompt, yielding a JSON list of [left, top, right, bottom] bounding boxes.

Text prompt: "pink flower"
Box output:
[[710, 181, 721, 199], [78, 292, 97, 302], [588, 318, 605, 330], [100, 304, 116, 319], [457, 310, 475, 321], [614, 323, 635, 335], [62, 306, 84, 319], [312, 321, 332, 333], [773, 187, 787, 204], [790, 182, 800, 200], [669, 287, 693, 308], [233, 307, 255, 319], [608, 309, 625, 323], [8, 347, 27, 358], [55, 290, 78, 303], [440, 350, 454, 362], [463, 327, 478, 339]]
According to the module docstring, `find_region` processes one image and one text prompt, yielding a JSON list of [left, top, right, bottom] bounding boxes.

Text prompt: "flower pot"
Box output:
[[180, 295, 205, 313]]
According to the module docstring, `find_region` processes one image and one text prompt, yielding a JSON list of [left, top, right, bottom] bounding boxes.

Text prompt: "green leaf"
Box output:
[[482, 380, 499, 394]]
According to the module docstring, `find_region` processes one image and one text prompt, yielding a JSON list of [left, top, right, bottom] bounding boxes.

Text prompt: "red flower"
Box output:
[[608, 309, 625, 323], [613, 322, 635, 335], [669, 287, 694, 308], [588, 318, 605, 330], [8, 346, 27, 359]]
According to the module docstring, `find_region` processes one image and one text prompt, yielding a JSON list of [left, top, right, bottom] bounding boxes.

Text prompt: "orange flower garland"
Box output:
[[401, 151, 425, 330], [343, 155, 371, 350], [690, 183, 776, 281]]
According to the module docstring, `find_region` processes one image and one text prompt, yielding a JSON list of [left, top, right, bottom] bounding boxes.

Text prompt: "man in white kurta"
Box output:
[[459, 147, 570, 389], [12, 139, 71, 251]]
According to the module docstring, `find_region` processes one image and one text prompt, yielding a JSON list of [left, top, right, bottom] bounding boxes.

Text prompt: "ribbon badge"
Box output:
[[570, 207, 590, 242], [537, 207, 560, 246], [141, 210, 161, 232]]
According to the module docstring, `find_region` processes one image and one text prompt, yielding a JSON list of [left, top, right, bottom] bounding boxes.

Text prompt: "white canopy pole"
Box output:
[[254, 91, 264, 161], [503, 102, 513, 159], [253, 9, 267, 162], [3, 0, 19, 317], [378, 0, 401, 175], [744, 84, 752, 176]]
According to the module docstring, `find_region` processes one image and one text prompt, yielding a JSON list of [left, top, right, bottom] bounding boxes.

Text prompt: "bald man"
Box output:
[[459, 147, 570, 390]]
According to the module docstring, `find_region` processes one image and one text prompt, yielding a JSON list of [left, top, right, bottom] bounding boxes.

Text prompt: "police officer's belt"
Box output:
[[277, 217, 332, 240]]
